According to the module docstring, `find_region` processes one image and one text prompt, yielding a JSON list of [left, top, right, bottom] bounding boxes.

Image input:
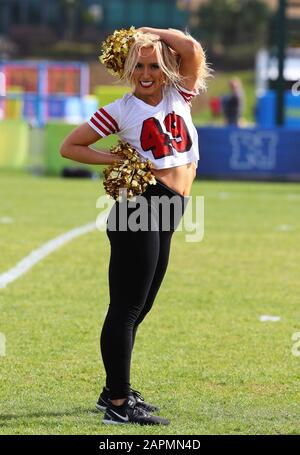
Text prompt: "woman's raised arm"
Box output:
[[138, 27, 204, 91]]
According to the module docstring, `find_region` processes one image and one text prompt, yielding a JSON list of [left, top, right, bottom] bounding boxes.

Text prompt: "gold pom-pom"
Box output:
[[99, 27, 137, 77], [103, 141, 157, 201]]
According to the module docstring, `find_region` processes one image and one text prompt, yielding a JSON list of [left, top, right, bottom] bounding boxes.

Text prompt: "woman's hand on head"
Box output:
[[137, 27, 151, 34]]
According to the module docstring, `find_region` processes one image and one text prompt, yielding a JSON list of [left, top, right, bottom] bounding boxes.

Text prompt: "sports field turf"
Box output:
[[0, 171, 300, 435]]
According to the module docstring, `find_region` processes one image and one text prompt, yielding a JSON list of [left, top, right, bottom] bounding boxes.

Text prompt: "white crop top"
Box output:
[[88, 84, 199, 170]]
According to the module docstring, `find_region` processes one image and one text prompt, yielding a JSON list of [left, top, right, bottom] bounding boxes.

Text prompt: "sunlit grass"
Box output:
[[0, 172, 300, 435]]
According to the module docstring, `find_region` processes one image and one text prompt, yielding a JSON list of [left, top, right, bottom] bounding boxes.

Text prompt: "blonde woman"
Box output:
[[60, 27, 209, 426]]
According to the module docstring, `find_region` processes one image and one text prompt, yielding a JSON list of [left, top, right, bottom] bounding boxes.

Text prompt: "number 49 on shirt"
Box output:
[[140, 111, 192, 160]]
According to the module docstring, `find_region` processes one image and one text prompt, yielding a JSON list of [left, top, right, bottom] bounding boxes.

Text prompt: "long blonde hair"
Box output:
[[121, 32, 210, 93]]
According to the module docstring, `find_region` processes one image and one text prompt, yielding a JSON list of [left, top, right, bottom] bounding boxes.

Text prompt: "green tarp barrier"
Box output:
[[93, 85, 130, 106], [44, 122, 118, 175], [0, 120, 29, 169]]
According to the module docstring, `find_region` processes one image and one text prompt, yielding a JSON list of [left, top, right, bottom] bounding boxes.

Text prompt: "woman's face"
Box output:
[[132, 47, 165, 102]]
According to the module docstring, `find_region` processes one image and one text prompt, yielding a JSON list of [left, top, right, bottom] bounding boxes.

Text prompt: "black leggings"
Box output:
[[100, 180, 189, 399]]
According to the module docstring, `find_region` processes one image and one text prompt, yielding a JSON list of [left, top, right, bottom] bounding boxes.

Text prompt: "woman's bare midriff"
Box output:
[[152, 162, 197, 197]]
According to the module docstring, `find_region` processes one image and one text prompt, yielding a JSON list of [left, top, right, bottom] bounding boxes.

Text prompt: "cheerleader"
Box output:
[[60, 26, 209, 426]]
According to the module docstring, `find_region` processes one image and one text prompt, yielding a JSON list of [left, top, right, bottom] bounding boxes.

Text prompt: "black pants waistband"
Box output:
[[143, 179, 190, 201], [107, 180, 190, 232]]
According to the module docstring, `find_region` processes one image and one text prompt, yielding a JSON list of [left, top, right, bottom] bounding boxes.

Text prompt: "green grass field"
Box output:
[[0, 171, 300, 435]]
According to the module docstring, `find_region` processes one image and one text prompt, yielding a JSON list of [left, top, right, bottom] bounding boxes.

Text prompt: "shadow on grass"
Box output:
[[0, 407, 99, 424]]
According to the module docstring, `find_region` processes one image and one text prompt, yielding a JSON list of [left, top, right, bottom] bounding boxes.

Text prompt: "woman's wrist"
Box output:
[[138, 27, 182, 36], [138, 27, 194, 57], [138, 27, 155, 34]]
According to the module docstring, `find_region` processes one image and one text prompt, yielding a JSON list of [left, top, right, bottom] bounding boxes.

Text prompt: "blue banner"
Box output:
[[196, 126, 300, 181], [256, 90, 300, 128]]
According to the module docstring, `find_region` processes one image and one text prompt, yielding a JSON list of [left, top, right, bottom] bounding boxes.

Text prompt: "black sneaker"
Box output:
[[96, 387, 160, 413], [102, 397, 169, 426], [96, 387, 111, 412]]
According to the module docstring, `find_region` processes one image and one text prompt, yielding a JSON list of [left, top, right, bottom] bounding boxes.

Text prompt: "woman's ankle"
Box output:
[[111, 398, 126, 406]]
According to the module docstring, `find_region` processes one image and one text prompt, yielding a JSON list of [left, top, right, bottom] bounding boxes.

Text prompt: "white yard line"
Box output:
[[259, 315, 281, 322], [218, 192, 230, 199], [0, 212, 108, 290], [0, 217, 14, 224], [287, 194, 300, 200], [276, 224, 294, 232]]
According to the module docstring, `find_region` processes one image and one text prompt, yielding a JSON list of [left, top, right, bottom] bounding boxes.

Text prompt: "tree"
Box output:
[[61, 0, 79, 41], [195, 0, 271, 50]]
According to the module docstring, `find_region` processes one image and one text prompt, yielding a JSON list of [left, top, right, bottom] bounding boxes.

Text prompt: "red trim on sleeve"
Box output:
[[176, 85, 198, 103], [90, 117, 111, 136], [177, 90, 195, 103], [94, 111, 116, 134], [100, 108, 119, 131]]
